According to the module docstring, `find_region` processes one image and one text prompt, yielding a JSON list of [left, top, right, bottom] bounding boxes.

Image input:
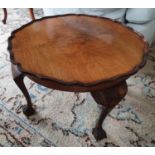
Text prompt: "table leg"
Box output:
[[91, 81, 127, 141], [11, 64, 35, 116], [2, 8, 7, 24], [28, 8, 35, 20]]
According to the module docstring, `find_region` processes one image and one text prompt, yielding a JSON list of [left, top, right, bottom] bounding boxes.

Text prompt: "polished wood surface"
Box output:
[[9, 15, 149, 141], [10, 15, 148, 85]]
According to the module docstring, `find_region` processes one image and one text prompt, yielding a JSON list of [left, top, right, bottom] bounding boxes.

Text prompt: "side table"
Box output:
[[8, 14, 149, 141]]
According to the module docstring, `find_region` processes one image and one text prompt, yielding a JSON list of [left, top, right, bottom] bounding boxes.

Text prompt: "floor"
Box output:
[[0, 9, 155, 147]]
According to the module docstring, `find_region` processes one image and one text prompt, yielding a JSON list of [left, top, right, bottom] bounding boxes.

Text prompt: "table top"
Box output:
[[8, 14, 148, 86]]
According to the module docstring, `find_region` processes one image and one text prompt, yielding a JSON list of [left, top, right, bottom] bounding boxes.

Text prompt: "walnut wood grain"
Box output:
[[8, 14, 149, 88], [8, 14, 149, 141]]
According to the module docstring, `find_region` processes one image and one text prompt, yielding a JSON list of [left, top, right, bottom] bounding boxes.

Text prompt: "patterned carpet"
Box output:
[[0, 9, 155, 147]]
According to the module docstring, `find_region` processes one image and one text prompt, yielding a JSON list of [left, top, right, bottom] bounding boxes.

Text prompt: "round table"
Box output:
[[8, 14, 149, 141]]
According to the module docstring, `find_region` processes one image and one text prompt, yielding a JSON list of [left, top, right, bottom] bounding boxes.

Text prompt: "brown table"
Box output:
[[8, 14, 149, 141]]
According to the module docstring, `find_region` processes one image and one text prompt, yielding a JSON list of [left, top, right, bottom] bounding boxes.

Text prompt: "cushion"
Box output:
[[127, 19, 155, 45], [126, 8, 155, 23], [43, 8, 126, 22], [80, 8, 126, 21]]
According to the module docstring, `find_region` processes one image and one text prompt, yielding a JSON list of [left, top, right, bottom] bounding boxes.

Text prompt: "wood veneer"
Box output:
[[9, 14, 148, 87], [8, 14, 149, 141]]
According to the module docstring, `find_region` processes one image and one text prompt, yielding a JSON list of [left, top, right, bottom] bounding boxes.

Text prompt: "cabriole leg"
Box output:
[[11, 64, 35, 116], [91, 81, 127, 141]]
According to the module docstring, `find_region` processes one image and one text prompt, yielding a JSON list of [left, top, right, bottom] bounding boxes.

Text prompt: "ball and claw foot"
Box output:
[[11, 65, 36, 117], [91, 81, 128, 141], [22, 105, 36, 117], [92, 127, 107, 141], [2, 20, 6, 24]]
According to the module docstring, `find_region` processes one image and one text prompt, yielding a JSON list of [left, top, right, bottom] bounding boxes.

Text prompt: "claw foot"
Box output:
[[23, 105, 36, 117], [92, 127, 107, 141]]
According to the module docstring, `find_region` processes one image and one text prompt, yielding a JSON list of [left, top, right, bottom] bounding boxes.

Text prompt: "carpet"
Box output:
[[0, 9, 155, 147]]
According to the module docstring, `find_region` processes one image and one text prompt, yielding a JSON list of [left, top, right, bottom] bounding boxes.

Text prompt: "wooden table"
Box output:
[[8, 14, 149, 141]]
